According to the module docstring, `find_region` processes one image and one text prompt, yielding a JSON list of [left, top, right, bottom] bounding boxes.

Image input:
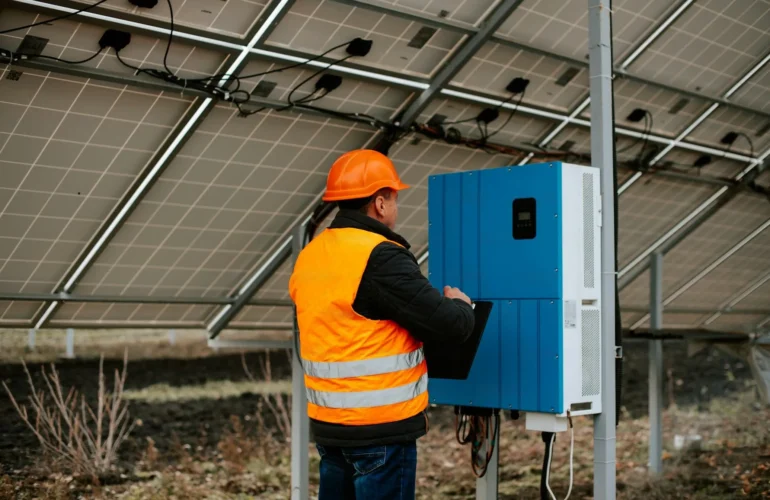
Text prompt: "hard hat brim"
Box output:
[[322, 180, 410, 202]]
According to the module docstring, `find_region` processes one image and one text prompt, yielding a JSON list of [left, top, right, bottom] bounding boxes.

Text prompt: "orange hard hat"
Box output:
[[322, 149, 409, 202]]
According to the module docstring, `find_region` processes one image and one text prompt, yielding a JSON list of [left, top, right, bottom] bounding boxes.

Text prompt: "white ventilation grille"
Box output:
[[581, 308, 601, 396], [583, 173, 595, 288]]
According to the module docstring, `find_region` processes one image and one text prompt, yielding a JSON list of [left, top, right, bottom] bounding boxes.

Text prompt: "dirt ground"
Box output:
[[1, 340, 768, 499]]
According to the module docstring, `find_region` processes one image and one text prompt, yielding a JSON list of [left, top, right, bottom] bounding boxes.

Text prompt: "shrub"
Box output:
[[2, 351, 134, 480]]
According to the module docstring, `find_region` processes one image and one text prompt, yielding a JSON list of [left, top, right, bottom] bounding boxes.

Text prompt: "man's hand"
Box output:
[[444, 286, 471, 305]]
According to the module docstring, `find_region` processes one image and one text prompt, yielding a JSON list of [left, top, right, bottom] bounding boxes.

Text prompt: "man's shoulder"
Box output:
[[368, 241, 418, 269]]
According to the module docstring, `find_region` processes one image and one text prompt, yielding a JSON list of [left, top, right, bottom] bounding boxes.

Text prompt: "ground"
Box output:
[[0, 332, 768, 499]]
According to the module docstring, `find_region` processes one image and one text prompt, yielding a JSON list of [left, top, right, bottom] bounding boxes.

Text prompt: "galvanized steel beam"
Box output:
[[648, 253, 663, 476], [588, 0, 617, 496]]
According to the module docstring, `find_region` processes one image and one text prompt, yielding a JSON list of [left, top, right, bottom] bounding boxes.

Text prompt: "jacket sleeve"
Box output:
[[360, 242, 475, 345]]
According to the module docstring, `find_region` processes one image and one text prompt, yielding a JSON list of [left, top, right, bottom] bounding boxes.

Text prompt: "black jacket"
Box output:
[[308, 210, 475, 447]]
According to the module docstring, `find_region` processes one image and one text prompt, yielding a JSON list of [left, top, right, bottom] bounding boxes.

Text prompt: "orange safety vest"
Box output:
[[288, 227, 428, 426]]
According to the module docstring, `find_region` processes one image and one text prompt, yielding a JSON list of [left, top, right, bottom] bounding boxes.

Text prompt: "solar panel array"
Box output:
[[0, 0, 769, 336]]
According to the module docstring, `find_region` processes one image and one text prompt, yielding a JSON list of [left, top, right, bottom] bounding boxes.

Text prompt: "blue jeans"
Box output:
[[316, 442, 417, 500]]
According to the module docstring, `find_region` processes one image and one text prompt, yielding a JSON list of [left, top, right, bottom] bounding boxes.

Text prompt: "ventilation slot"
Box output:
[[668, 98, 689, 115], [556, 67, 580, 87], [581, 309, 601, 396], [582, 173, 595, 288], [252, 80, 277, 98], [408, 26, 436, 48]]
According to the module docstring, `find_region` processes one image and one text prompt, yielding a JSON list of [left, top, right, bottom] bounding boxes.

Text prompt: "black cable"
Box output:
[[0, 0, 109, 35], [286, 54, 352, 107], [294, 89, 329, 106], [616, 112, 650, 155], [443, 92, 517, 126], [486, 91, 526, 141], [104, 0, 355, 107], [30, 46, 104, 65], [634, 111, 653, 166], [453, 408, 499, 479], [188, 41, 354, 87], [476, 120, 487, 142], [115, 50, 145, 74], [540, 432, 554, 500], [163, 0, 175, 75], [244, 88, 327, 117], [737, 132, 755, 159]]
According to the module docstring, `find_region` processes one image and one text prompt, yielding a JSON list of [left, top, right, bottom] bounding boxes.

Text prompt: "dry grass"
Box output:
[[10, 386, 765, 500], [4, 342, 768, 499], [242, 350, 292, 442], [2, 351, 134, 481]]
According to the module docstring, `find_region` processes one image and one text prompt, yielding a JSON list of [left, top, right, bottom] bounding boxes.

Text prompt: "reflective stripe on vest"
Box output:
[[306, 373, 428, 409], [301, 347, 424, 379]]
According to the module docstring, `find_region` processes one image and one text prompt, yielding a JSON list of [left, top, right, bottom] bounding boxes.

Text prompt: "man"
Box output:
[[288, 149, 476, 499]]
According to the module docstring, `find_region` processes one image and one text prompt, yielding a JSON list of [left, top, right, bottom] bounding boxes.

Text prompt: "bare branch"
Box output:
[[3, 353, 134, 478]]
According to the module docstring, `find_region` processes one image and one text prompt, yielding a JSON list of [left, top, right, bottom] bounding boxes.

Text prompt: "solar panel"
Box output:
[[618, 176, 719, 268], [69, 0, 272, 38], [451, 41, 589, 113], [265, 0, 465, 78], [0, 300, 44, 324], [495, 0, 674, 63], [0, 0, 767, 333], [73, 111, 375, 304], [630, 1, 770, 97], [666, 226, 770, 310]]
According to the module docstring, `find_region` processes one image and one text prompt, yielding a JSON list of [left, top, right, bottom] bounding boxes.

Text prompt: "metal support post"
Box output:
[[648, 253, 664, 475], [588, 0, 617, 498], [27, 329, 36, 350], [291, 223, 309, 500], [65, 328, 75, 359], [476, 437, 499, 500]]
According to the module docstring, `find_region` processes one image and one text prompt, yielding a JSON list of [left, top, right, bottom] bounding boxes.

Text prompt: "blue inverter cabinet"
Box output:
[[426, 162, 602, 428]]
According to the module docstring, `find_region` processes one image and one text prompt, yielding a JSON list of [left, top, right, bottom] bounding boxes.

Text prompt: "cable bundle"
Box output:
[[454, 407, 500, 478], [540, 414, 574, 500]]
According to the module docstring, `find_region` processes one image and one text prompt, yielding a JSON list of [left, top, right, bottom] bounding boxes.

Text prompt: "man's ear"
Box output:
[[373, 195, 386, 216]]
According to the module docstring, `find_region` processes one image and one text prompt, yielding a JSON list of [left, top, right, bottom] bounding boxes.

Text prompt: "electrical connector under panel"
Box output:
[[694, 155, 712, 168], [0, 48, 16, 63], [525, 412, 568, 433], [346, 38, 373, 57], [99, 30, 131, 52], [720, 131, 738, 145], [626, 108, 647, 123], [128, 0, 158, 8], [506, 77, 530, 94], [315, 74, 343, 93], [477, 107, 500, 124]]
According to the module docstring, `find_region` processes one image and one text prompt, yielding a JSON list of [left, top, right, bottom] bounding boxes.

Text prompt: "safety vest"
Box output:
[[288, 227, 428, 426]]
